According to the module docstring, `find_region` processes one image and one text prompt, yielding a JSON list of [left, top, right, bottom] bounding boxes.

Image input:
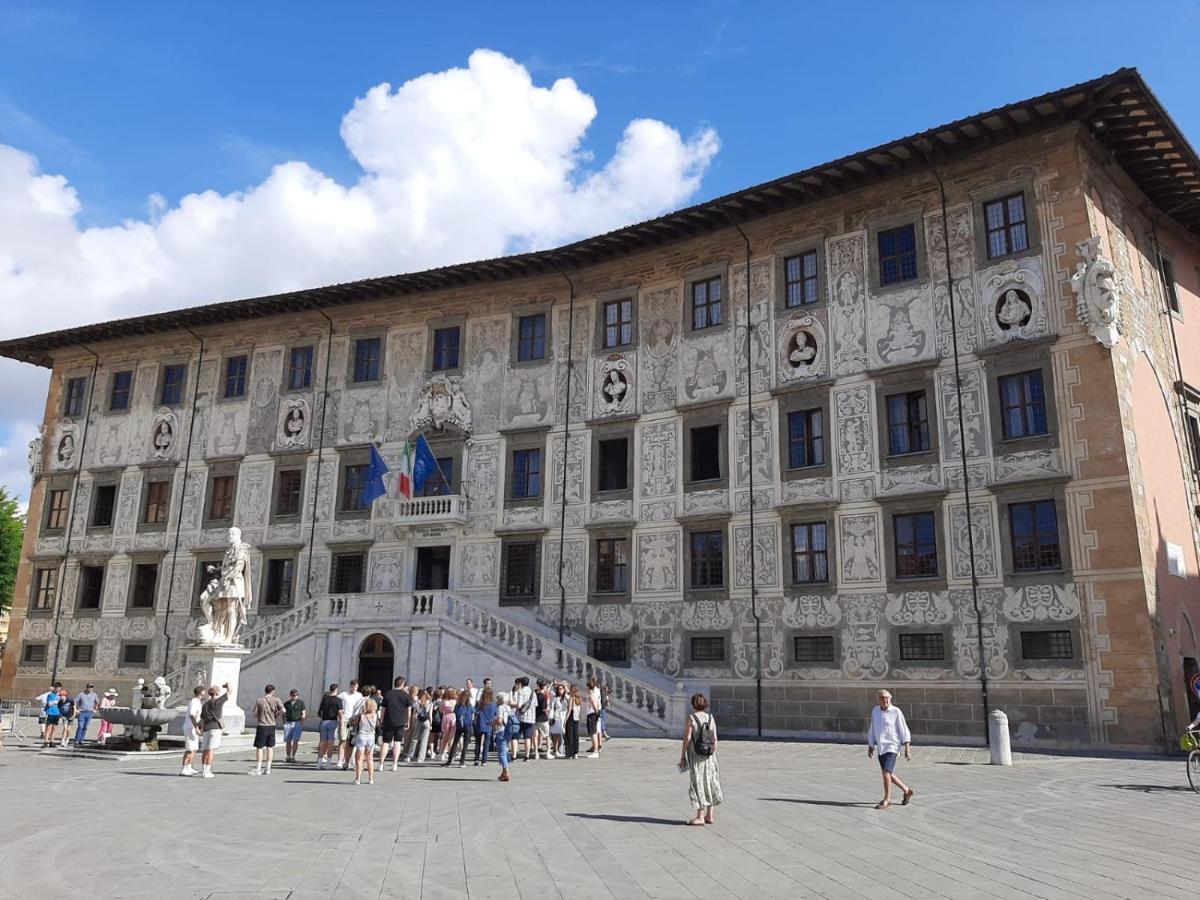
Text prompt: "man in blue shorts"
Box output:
[[316, 683, 341, 769], [867, 689, 914, 809]]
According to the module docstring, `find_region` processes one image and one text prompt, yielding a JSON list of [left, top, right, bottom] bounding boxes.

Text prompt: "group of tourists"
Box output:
[[35, 681, 115, 748]]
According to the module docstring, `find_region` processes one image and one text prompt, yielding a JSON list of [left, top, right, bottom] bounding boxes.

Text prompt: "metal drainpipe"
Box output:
[[306, 309, 336, 602], [721, 205, 764, 738], [50, 344, 100, 684], [160, 326, 205, 676], [928, 159, 991, 745], [556, 270, 577, 668]]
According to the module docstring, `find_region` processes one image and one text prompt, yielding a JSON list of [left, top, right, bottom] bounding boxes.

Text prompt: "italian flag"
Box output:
[[397, 441, 414, 499]]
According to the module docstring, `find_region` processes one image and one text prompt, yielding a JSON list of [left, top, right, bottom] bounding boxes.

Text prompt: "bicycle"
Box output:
[[1184, 729, 1200, 793]]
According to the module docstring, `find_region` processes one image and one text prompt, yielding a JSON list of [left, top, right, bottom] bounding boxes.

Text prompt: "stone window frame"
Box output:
[[503, 428, 549, 509], [269, 456, 307, 523], [682, 518, 730, 600], [1012, 623, 1084, 673], [879, 496, 948, 590], [788, 630, 841, 667], [425, 315, 466, 375], [66, 641, 97, 667], [590, 421, 634, 502], [87, 474, 121, 532], [421, 434, 465, 496], [685, 632, 729, 665], [335, 447, 372, 520], [21, 642, 49, 665], [508, 301, 554, 369], [137, 469, 175, 533], [75, 560, 107, 616], [587, 525, 634, 603], [779, 506, 837, 593], [970, 177, 1043, 268], [346, 328, 387, 388], [681, 401, 730, 491], [992, 478, 1073, 584], [27, 562, 61, 617], [774, 236, 828, 314], [119, 641, 152, 669], [218, 351, 253, 403], [126, 553, 165, 615], [106, 367, 136, 414], [329, 546, 370, 594], [867, 210, 930, 295], [594, 286, 640, 352], [202, 462, 240, 529], [776, 386, 833, 481], [282, 342, 318, 394], [892, 628, 952, 668], [260, 549, 301, 611], [499, 535, 542, 606], [61, 370, 92, 420], [682, 261, 732, 335], [874, 363, 940, 470], [42, 477, 73, 533], [156, 358, 191, 408], [589, 635, 631, 668], [982, 340, 1059, 456]]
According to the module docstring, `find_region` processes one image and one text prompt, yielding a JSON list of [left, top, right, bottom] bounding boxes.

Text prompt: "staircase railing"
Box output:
[[242, 595, 322, 656]]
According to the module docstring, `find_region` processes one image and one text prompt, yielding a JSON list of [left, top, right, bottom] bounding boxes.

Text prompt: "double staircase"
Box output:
[[167, 591, 691, 736]]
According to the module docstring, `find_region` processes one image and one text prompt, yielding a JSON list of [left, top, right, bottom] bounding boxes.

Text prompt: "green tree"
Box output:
[[0, 487, 24, 614]]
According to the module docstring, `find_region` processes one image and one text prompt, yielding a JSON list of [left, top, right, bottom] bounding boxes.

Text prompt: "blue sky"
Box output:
[[0, 0, 1198, 502]]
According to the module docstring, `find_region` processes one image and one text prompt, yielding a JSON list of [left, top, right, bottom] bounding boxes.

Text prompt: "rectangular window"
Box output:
[[69, 643, 95, 665], [690, 425, 722, 481], [432, 326, 461, 371], [602, 298, 634, 348], [287, 346, 314, 390], [109, 370, 133, 411], [592, 637, 628, 663], [690, 636, 726, 662], [352, 337, 382, 383], [46, 489, 70, 530], [596, 438, 628, 492], [1009, 500, 1062, 572], [690, 530, 724, 589], [223, 355, 248, 399], [1020, 630, 1073, 660], [517, 314, 547, 362], [998, 371, 1048, 439], [502, 541, 539, 601], [275, 469, 303, 517], [32, 567, 58, 612], [91, 484, 117, 528], [794, 634, 836, 663], [143, 480, 170, 525], [1159, 256, 1180, 314], [899, 632, 945, 661], [787, 409, 824, 469], [208, 475, 235, 521], [160, 364, 186, 406], [1188, 414, 1200, 475], [790, 522, 829, 584], [122, 643, 149, 666], [330, 553, 365, 593], [595, 537, 629, 593], [22, 643, 48, 664], [784, 250, 820, 307], [420, 457, 453, 497], [691, 276, 722, 330], [64, 376, 87, 418], [886, 391, 930, 455], [511, 449, 541, 499], [894, 512, 938, 578], [984, 193, 1030, 259], [130, 563, 158, 609], [78, 565, 105, 610], [265, 557, 296, 606], [341, 464, 369, 512], [878, 224, 918, 286]]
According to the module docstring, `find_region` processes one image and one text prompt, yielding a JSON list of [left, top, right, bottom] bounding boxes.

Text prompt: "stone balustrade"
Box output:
[[394, 494, 467, 525]]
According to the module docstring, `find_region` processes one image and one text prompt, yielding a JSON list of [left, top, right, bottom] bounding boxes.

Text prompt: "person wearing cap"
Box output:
[[250, 684, 286, 775], [282, 689, 306, 764], [97, 689, 118, 744], [73, 683, 100, 747], [35, 682, 62, 744]]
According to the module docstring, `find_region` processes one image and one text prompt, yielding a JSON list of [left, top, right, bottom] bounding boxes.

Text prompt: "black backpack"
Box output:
[[691, 714, 715, 757]]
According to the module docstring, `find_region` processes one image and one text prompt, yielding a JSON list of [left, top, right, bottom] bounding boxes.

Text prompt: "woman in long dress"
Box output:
[[679, 692, 722, 826]]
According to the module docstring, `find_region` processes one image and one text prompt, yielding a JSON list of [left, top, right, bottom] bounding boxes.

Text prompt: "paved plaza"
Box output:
[[0, 736, 1195, 899]]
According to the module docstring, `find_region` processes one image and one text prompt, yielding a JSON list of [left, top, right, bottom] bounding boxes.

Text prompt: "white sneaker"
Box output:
[[547, 751, 556, 759], [249, 769, 262, 776], [586, 752, 599, 759], [179, 769, 194, 777], [202, 771, 215, 779], [317, 760, 326, 770], [264, 769, 271, 775]]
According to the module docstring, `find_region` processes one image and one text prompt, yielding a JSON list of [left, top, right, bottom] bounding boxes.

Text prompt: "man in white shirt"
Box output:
[[510, 677, 536, 762], [866, 689, 914, 809], [337, 680, 363, 770], [180, 686, 205, 776]]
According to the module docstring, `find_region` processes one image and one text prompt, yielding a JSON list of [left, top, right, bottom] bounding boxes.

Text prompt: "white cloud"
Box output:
[[0, 49, 720, 503]]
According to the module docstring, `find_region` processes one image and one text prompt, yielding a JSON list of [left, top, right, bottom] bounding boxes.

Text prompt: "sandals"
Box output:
[[902, 789, 915, 806], [874, 801, 891, 810]]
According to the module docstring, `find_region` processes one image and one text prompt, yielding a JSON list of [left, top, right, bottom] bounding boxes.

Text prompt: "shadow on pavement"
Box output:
[[1103, 783, 1196, 793], [760, 797, 875, 808], [567, 813, 686, 826]]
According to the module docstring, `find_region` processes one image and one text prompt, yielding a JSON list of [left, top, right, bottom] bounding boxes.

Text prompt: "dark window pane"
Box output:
[[985, 193, 1029, 259], [23, 643, 48, 663], [433, 327, 461, 370], [331, 553, 365, 593], [886, 391, 929, 455], [342, 464, 369, 511], [517, 315, 546, 361], [1010, 500, 1060, 572], [1021, 630, 1072, 660], [878, 225, 917, 286], [276, 469, 303, 516], [46, 489, 70, 530], [794, 634, 836, 663], [143, 481, 170, 525], [421, 457, 454, 496], [692, 276, 722, 329], [161, 364, 186, 405], [691, 636, 726, 662], [592, 637, 628, 663], [690, 425, 722, 481], [899, 632, 944, 661], [266, 558, 296, 606], [130, 564, 158, 609], [791, 522, 829, 584], [784, 250, 820, 307], [92, 484, 116, 528], [122, 643, 149, 665], [998, 371, 1048, 439], [502, 542, 538, 600], [110, 370, 133, 411], [353, 338, 381, 382], [788, 409, 824, 468], [288, 346, 314, 390], [79, 566, 105, 610], [894, 513, 938, 578], [1161, 256, 1180, 313], [595, 538, 629, 593], [70, 644, 94, 664], [223, 355, 248, 399], [64, 376, 87, 418], [597, 438, 628, 492], [511, 449, 541, 499], [690, 530, 724, 588], [32, 568, 58, 611], [208, 475, 235, 521], [602, 299, 633, 348]]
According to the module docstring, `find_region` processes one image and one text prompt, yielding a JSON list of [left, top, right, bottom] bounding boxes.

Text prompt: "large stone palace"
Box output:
[[2, 68, 1198, 749]]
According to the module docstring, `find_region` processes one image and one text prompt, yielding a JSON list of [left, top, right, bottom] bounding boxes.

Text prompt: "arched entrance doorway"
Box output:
[[358, 633, 394, 690]]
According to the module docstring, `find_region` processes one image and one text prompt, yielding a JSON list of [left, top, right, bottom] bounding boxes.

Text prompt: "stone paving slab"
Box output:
[[0, 737, 1195, 899]]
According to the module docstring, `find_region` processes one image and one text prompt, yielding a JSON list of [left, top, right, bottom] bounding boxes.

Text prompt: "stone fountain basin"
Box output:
[[98, 707, 179, 728]]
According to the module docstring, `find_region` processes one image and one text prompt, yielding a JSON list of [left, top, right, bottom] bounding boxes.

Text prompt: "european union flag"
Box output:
[[412, 434, 440, 494], [365, 445, 389, 505]]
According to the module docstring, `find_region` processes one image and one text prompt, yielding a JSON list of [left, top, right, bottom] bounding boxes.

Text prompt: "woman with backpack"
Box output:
[[352, 698, 378, 785], [680, 692, 722, 826], [406, 690, 433, 764]]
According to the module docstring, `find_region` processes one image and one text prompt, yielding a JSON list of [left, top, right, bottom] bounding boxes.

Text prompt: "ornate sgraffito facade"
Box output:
[[4, 71, 1200, 751]]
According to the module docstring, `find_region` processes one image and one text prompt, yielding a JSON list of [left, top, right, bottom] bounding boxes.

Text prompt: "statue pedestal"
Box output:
[[180, 643, 252, 736]]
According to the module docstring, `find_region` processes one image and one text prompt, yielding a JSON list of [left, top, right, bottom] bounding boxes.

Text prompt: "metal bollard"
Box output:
[[989, 709, 1012, 766]]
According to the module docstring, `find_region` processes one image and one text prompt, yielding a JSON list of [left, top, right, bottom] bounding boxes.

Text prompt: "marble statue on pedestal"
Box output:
[[198, 526, 253, 646]]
